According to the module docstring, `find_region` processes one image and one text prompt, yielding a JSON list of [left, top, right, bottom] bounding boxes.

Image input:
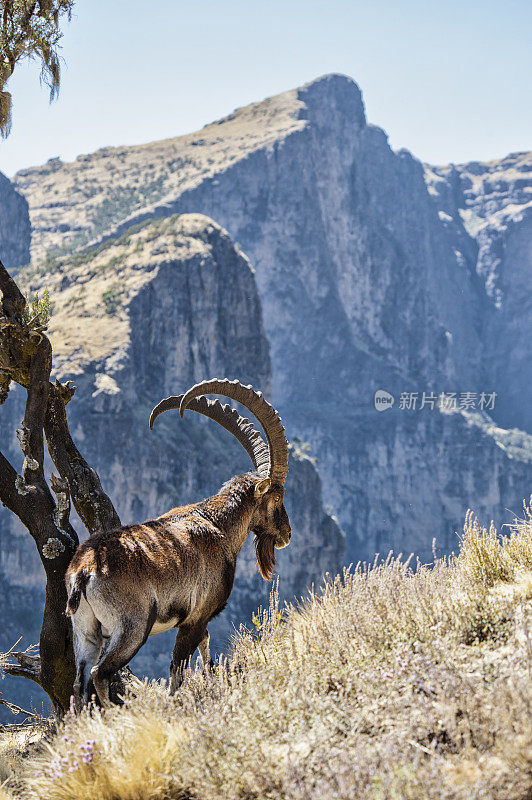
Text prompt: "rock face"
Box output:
[[13, 73, 530, 562], [0, 72, 531, 708], [425, 152, 532, 434], [0, 212, 343, 712], [0, 171, 30, 270]]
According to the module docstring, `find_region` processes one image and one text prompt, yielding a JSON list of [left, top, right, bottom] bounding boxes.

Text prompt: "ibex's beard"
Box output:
[[255, 533, 276, 581]]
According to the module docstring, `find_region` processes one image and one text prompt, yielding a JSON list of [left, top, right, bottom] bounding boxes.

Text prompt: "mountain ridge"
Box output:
[[0, 211, 344, 715], [2, 71, 531, 571]]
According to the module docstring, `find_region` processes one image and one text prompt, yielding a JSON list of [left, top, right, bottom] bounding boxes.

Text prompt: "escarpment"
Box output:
[[425, 152, 532, 434], [0, 173, 30, 271], [0, 213, 344, 712], [0, 74, 531, 708], [12, 73, 530, 563]]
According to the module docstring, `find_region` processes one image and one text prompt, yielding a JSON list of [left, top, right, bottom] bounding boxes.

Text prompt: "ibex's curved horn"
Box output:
[[149, 395, 185, 429], [149, 392, 270, 475], [179, 379, 289, 486]]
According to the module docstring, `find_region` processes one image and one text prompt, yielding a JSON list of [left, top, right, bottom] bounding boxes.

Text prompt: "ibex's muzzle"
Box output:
[[275, 527, 291, 549]]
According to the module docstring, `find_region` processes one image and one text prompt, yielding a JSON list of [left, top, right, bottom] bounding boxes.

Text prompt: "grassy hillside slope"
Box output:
[[1, 506, 531, 800]]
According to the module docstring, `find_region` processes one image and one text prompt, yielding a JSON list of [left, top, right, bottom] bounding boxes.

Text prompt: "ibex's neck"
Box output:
[[198, 473, 258, 556]]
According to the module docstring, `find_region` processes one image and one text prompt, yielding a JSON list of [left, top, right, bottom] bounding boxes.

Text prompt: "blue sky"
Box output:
[[1, 0, 530, 175]]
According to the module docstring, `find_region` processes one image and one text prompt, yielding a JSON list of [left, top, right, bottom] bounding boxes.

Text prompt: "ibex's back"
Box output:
[[66, 474, 260, 636], [65, 380, 291, 707]]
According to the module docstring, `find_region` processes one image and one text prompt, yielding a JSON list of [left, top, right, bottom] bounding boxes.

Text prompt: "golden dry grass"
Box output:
[[1, 505, 531, 800]]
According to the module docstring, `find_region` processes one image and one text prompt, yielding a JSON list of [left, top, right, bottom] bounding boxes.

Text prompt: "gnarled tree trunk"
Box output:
[[0, 260, 121, 711]]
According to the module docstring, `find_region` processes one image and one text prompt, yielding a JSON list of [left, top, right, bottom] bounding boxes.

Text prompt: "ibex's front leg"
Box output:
[[169, 624, 208, 694]]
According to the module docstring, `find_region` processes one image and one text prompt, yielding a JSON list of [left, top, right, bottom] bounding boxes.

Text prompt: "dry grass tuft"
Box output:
[[457, 500, 532, 587], [1, 507, 532, 799], [0, 723, 47, 797]]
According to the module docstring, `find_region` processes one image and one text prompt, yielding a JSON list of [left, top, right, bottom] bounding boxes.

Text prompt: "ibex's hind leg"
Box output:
[[169, 624, 207, 694], [71, 598, 103, 709], [91, 622, 150, 708], [74, 638, 101, 709]]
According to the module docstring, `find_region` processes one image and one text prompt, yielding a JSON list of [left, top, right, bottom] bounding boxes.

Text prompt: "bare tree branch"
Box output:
[[0, 440, 77, 708], [17, 334, 51, 486], [0, 260, 25, 320], [50, 473, 70, 529], [45, 381, 121, 532], [0, 448, 32, 528], [0, 257, 128, 710], [2, 643, 42, 686]]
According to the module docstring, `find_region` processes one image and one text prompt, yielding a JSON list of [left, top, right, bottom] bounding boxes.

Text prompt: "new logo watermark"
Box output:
[[374, 390, 395, 411], [374, 390, 497, 412]]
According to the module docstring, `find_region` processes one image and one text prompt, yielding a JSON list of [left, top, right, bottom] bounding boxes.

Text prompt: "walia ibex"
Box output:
[[65, 379, 291, 707]]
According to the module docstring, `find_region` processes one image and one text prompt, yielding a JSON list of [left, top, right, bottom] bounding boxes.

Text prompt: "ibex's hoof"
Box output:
[[71, 690, 83, 714], [168, 674, 183, 696]]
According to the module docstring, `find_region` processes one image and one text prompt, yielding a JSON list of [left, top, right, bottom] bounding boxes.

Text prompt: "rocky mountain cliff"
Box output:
[[0, 172, 30, 271], [0, 212, 343, 713], [0, 74, 531, 709], [9, 73, 530, 563], [425, 152, 532, 434]]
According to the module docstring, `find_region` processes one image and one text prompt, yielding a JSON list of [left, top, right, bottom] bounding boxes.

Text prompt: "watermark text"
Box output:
[[374, 390, 497, 412]]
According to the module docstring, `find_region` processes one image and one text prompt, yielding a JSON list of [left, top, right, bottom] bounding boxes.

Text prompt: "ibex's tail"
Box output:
[[65, 570, 89, 616]]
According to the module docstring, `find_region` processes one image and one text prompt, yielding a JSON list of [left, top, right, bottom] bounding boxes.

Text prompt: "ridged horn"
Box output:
[[179, 379, 289, 485], [149, 393, 270, 475]]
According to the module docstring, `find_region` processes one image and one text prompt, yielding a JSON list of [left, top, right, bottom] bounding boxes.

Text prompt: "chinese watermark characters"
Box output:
[[374, 390, 497, 413]]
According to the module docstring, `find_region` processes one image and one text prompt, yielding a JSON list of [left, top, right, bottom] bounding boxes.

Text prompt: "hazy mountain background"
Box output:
[[0, 73, 530, 714]]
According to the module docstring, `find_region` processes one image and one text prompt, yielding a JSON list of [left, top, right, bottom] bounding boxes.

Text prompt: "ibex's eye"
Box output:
[[274, 494, 282, 503]]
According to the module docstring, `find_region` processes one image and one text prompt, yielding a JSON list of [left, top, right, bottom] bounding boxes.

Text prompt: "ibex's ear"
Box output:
[[254, 478, 271, 499]]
